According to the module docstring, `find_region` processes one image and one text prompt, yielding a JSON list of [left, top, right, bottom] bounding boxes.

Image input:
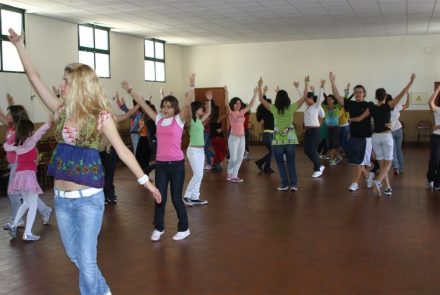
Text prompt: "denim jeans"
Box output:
[[256, 132, 273, 170], [339, 124, 350, 154], [392, 127, 404, 170], [427, 134, 440, 186], [273, 144, 297, 187], [204, 131, 214, 165], [303, 128, 321, 171], [154, 160, 188, 232], [55, 190, 110, 295]]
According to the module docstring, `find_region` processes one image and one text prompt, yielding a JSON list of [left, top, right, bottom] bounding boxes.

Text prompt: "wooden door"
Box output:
[[435, 82, 440, 103], [195, 87, 228, 135]]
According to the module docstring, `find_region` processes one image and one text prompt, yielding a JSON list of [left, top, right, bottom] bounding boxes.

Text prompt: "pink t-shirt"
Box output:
[[155, 114, 184, 161], [228, 110, 245, 136]]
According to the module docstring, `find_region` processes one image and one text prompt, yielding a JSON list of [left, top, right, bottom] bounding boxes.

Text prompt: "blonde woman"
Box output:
[[9, 28, 160, 295]]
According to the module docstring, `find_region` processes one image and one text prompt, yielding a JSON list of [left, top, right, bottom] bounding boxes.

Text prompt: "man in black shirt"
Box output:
[[329, 72, 374, 192]]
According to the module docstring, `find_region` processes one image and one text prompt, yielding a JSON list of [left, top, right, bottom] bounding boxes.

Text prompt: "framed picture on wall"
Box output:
[[410, 91, 428, 105]]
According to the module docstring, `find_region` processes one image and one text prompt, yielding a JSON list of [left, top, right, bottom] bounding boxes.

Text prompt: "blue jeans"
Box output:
[[273, 144, 297, 187], [204, 131, 214, 166], [154, 160, 188, 232], [55, 190, 110, 295], [339, 125, 350, 154], [392, 127, 404, 170]]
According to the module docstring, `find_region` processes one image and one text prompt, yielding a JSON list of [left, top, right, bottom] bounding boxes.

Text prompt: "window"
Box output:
[[144, 39, 165, 82], [78, 24, 110, 78], [0, 4, 24, 72]]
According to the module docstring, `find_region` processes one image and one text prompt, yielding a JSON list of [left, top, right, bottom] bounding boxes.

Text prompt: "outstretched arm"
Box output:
[[8, 29, 60, 112], [115, 104, 140, 122], [349, 109, 370, 122], [121, 80, 157, 121], [295, 76, 310, 108], [201, 90, 213, 123], [388, 73, 416, 108], [329, 72, 345, 106], [179, 73, 195, 122], [429, 85, 440, 112], [101, 116, 161, 203], [402, 92, 410, 111], [224, 86, 232, 114], [258, 78, 271, 110]]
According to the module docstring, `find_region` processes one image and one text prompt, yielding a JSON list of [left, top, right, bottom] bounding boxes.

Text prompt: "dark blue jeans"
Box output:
[[273, 144, 297, 187], [204, 131, 214, 165], [154, 160, 188, 232], [257, 132, 273, 169], [339, 125, 350, 154], [304, 128, 321, 171], [427, 134, 440, 186]]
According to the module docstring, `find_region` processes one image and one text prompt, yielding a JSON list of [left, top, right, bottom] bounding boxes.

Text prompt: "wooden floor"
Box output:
[[0, 145, 439, 295]]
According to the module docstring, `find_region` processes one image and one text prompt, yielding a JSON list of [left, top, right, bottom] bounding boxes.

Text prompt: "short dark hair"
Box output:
[[274, 90, 291, 115], [7, 105, 29, 127], [191, 101, 203, 122], [375, 88, 387, 102], [229, 97, 243, 110]]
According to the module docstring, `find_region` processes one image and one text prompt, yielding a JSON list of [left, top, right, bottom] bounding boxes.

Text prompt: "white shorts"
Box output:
[[360, 137, 372, 166], [372, 133, 394, 160]]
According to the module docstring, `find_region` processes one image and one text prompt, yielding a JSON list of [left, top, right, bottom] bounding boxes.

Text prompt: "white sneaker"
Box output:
[[366, 172, 375, 188], [277, 186, 289, 191], [42, 207, 53, 225], [150, 230, 164, 242], [312, 166, 325, 178], [204, 164, 212, 170], [427, 181, 434, 189], [173, 229, 190, 241], [348, 183, 359, 192]]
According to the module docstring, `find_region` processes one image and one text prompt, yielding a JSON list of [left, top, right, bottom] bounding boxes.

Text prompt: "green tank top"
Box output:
[[189, 119, 205, 146]]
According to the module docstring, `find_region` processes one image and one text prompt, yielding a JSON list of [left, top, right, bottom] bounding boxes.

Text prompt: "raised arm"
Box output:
[[428, 85, 440, 112], [179, 73, 195, 122], [316, 79, 326, 106], [242, 77, 262, 113], [121, 80, 157, 121], [258, 78, 271, 110], [101, 116, 161, 203], [115, 104, 140, 123], [388, 73, 416, 108], [201, 90, 213, 123], [8, 29, 60, 112], [402, 92, 410, 111], [295, 76, 310, 108], [329, 72, 345, 106], [0, 97, 8, 125], [224, 86, 232, 114]]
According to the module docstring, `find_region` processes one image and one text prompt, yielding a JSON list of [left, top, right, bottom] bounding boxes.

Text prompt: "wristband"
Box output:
[[137, 174, 149, 185]]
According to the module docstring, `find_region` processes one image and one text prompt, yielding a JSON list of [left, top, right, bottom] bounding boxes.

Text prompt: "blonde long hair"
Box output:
[[63, 63, 114, 123]]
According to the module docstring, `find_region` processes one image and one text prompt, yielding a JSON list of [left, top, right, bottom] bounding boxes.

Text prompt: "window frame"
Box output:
[[144, 38, 166, 83], [0, 4, 25, 73], [78, 24, 111, 78]]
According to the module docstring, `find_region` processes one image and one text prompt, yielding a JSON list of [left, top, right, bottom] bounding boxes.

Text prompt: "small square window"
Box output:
[[144, 39, 165, 82], [78, 24, 110, 78], [0, 5, 25, 72]]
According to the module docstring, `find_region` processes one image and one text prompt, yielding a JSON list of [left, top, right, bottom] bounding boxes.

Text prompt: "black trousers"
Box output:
[[427, 134, 440, 186], [304, 127, 321, 171], [100, 147, 118, 201]]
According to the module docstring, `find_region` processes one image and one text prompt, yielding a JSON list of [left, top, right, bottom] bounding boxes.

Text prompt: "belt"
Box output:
[[55, 187, 102, 199]]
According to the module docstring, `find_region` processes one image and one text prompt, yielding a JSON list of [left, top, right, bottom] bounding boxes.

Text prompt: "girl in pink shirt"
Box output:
[[4, 119, 52, 241], [224, 81, 259, 182]]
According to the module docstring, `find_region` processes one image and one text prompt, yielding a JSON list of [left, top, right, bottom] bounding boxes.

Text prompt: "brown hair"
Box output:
[[7, 105, 29, 127], [160, 95, 180, 114], [14, 119, 34, 146]]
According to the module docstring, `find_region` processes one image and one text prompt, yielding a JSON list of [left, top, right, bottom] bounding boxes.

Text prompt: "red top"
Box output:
[[5, 128, 16, 164]]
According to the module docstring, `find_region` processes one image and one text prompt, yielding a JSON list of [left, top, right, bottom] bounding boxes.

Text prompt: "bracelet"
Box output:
[[128, 88, 133, 94], [137, 174, 149, 185]]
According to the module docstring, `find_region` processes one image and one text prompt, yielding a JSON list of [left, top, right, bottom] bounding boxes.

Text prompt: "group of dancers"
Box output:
[[2, 26, 440, 295]]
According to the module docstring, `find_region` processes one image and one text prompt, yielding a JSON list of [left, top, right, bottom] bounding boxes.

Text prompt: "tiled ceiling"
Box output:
[[2, 0, 440, 46]]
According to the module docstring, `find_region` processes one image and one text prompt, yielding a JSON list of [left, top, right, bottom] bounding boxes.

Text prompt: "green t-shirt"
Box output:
[[270, 103, 299, 145], [323, 105, 342, 126], [189, 119, 205, 146]]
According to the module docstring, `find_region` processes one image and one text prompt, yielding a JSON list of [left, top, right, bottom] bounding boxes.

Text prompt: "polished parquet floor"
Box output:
[[0, 145, 439, 295]]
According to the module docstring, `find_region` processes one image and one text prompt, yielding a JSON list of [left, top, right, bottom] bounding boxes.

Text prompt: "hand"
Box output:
[[115, 92, 125, 107], [310, 85, 315, 92], [8, 28, 24, 47], [205, 90, 213, 101], [410, 73, 416, 82], [253, 86, 259, 95], [275, 85, 279, 93], [121, 80, 131, 92], [224, 85, 228, 94], [305, 75, 310, 83], [263, 85, 269, 94], [346, 82, 351, 90], [320, 79, 326, 88], [189, 73, 196, 87], [258, 76, 263, 88], [144, 181, 161, 204], [51, 87, 60, 98], [6, 93, 14, 105], [385, 122, 392, 129], [293, 82, 299, 88], [329, 72, 336, 82], [160, 87, 164, 95]]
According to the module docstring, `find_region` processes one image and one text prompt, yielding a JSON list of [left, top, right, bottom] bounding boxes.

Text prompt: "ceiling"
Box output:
[[2, 0, 440, 46]]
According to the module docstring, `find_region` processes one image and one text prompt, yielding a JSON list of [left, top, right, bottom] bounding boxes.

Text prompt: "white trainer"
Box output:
[[348, 183, 359, 192], [150, 230, 164, 242], [172, 229, 190, 241]]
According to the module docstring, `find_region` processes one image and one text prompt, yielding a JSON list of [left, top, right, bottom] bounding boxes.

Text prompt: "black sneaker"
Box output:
[[255, 160, 263, 171], [191, 199, 208, 205], [263, 167, 274, 174], [383, 188, 392, 196]]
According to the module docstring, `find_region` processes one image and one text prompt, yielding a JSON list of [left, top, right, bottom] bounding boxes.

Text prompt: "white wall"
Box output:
[[0, 14, 184, 122], [181, 34, 440, 111]]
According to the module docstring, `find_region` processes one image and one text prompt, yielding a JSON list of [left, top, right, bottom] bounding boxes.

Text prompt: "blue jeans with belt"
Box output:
[[273, 144, 297, 187], [55, 190, 110, 295]]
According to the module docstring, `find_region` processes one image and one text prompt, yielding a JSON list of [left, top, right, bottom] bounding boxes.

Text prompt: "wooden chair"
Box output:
[[417, 120, 432, 145]]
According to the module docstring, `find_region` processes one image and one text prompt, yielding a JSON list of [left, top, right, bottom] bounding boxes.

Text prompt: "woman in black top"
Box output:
[[350, 74, 415, 196], [210, 106, 227, 172], [255, 86, 275, 173]]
